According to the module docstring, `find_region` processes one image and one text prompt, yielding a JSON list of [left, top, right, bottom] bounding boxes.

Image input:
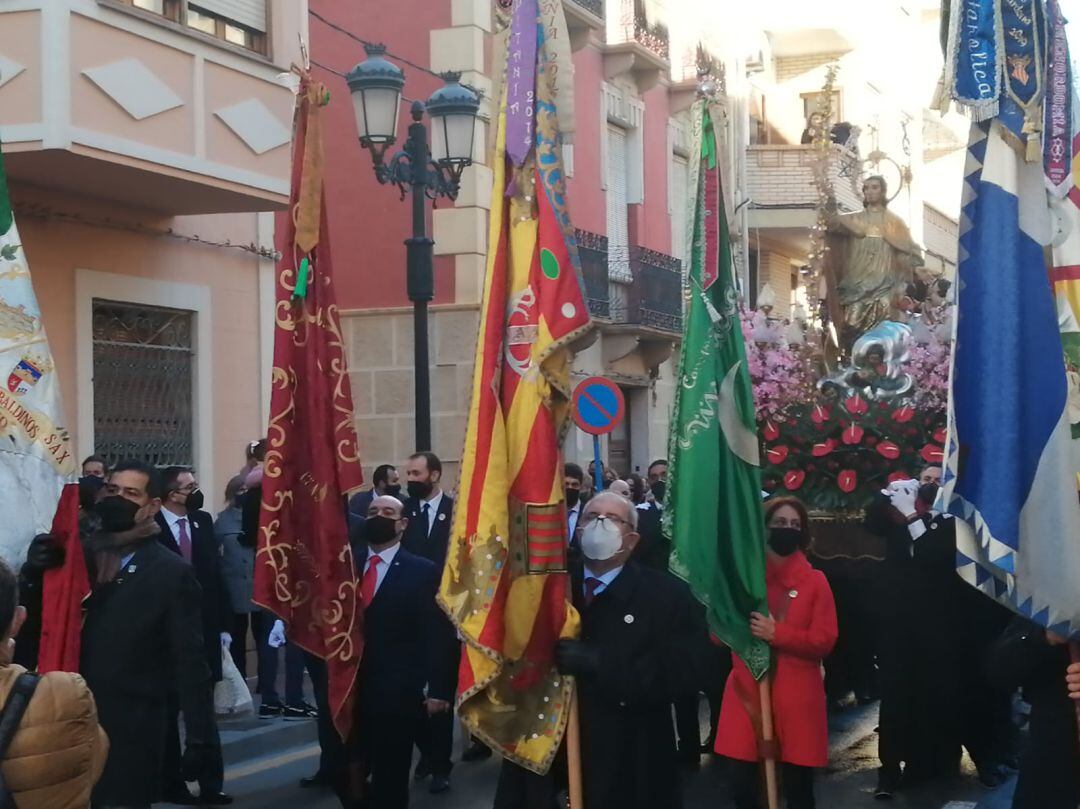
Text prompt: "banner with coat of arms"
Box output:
[[0, 139, 77, 564]]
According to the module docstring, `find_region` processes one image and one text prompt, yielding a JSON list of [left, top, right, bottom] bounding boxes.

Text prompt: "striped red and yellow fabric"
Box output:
[[437, 66, 591, 774]]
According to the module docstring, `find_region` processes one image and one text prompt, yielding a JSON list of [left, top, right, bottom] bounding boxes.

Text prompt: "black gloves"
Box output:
[[554, 639, 601, 677], [23, 534, 65, 577]]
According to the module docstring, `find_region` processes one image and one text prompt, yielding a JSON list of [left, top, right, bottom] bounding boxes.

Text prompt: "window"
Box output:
[[670, 153, 689, 263], [92, 300, 195, 468], [115, 0, 267, 54], [802, 91, 842, 122], [606, 124, 631, 281]]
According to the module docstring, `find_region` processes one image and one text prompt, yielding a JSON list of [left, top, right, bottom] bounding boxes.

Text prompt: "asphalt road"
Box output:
[[163, 703, 1015, 809]]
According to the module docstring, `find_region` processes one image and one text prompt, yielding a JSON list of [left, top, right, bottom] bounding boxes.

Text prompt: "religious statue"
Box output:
[[825, 175, 924, 352]]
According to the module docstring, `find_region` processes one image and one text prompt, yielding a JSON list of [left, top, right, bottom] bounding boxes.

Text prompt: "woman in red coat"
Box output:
[[715, 497, 838, 809]]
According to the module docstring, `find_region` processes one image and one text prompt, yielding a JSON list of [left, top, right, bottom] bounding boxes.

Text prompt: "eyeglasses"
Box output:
[[579, 514, 630, 530]]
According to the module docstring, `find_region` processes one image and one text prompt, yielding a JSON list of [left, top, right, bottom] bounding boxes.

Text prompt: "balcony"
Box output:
[[602, 7, 670, 92], [633, 16, 669, 62], [746, 143, 862, 226], [576, 229, 611, 319], [620, 247, 682, 334], [0, 2, 301, 214]]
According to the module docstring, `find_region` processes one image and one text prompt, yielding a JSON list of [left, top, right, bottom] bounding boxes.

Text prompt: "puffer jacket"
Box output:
[[0, 665, 108, 809]]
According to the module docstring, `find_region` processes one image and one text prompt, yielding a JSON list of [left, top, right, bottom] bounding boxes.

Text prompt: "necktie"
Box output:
[[361, 555, 382, 608], [422, 503, 431, 536], [177, 517, 192, 562], [584, 577, 601, 606]]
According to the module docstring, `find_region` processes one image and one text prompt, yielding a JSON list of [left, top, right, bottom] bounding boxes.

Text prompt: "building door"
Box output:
[[91, 299, 195, 467]]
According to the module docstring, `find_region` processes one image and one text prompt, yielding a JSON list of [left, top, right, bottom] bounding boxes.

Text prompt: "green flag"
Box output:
[[663, 103, 770, 680]]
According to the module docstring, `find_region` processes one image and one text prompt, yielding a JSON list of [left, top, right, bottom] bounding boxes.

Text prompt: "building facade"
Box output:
[[0, 0, 304, 508]]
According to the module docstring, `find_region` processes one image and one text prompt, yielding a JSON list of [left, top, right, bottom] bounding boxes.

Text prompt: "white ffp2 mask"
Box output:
[[580, 516, 624, 561]]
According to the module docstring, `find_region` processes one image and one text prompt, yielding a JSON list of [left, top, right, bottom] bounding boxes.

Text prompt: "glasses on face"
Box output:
[[175, 483, 198, 494], [579, 513, 629, 530]]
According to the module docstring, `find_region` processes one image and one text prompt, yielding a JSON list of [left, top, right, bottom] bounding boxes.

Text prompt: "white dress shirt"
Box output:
[[160, 508, 190, 548], [582, 563, 624, 599], [365, 540, 402, 597], [420, 490, 443, 536]]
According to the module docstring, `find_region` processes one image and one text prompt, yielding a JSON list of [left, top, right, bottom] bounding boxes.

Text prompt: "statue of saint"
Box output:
[[826, 175, 924, 351]]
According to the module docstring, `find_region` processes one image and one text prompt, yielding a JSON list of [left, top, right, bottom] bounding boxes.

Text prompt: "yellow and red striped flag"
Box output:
[[437, 0, 591, 774]]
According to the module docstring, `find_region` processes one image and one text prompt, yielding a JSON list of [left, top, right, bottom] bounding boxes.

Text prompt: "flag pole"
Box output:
[[566, 682, 585, 809], [1070, 642, 1080, 743], [758, 677, 780, 809]]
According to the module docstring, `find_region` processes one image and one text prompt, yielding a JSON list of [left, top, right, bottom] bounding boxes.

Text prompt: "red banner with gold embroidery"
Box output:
[[253, 75, 364, 738]]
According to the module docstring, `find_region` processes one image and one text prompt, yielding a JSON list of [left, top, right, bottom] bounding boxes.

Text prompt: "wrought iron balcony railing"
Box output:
[[576, 229, 611, 319], [567, 0, 604, 18], [625, 247, 682, 334]]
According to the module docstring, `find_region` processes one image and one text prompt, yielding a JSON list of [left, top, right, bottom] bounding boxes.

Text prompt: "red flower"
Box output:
[[921, 443, 944, 464], [837, 469, 857, 493], [892, 406, 915, 423], [763, 421, 780, 442], [933, 427, 947, 444], [811, 439, 835, 457], [766, 445, 790, 465], [841, 424, 864, 445], [876, 441, 901, 460], [865, 435, 879, 447], [844, 395, 869, 415], [811, 405, 830, 424], [887, 471, 911, 483], [783, 470, 806, 491]]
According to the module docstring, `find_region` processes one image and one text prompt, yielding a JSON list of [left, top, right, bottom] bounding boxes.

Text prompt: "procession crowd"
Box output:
[[0, 447, 1075, 809]]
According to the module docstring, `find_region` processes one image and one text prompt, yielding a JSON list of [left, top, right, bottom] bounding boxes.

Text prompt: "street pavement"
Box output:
[[162, 701, 1016, 809]]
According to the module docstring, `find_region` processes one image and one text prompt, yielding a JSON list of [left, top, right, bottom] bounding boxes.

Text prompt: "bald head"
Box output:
[[365, 494, 407, 549], [608, 479, 631, 498], [368, 495, 405, 519], [582, 491, 638, 531]]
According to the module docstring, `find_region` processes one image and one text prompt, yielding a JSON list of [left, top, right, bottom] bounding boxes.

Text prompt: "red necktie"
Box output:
[[177, 517, 192, 562], [584, 577, 601, 606], [361, 554, 382, 608]]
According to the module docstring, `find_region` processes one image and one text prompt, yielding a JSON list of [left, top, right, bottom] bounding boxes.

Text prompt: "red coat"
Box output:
[[714, 551, 838, 767]]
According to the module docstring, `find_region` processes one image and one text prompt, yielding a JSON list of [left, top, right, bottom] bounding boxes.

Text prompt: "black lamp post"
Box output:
[[347, 43, 480, 451]]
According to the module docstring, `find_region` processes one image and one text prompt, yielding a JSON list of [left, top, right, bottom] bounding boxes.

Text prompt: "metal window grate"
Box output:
[[92, 299, 195, 468]]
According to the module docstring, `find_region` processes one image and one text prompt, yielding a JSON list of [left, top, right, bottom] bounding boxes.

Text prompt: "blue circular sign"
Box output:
[[572, 377, 626, 436]]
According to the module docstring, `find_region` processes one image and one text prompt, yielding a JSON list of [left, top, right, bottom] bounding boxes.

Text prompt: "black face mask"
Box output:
[[407, 480, 433, 500], [767, 527, 802, 557], [185, 489, 205, 513], [384, 484, 402, 499], [917, 482, 940, 509], [565, 488, 580, 509], [94, 495, 142, 533], [650, 481, 666, 502], [365, 515, 399, 546]]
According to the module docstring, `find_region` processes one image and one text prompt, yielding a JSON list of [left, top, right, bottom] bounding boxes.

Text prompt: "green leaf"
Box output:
[[0, 244, 20, 261]]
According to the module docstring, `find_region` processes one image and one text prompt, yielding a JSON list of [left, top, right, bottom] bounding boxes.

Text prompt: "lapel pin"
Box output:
[[624, 614, 634, 624], [438, 513, 446, 521], [127, 565, 137, 573]]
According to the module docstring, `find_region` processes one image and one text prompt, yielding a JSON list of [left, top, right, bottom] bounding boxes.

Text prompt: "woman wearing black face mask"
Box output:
[[716, 497, 838, 809]]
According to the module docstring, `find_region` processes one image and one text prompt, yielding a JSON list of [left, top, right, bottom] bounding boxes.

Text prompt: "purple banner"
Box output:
[[1044, 0, 1072, 197], [506, 0, 538, 168]]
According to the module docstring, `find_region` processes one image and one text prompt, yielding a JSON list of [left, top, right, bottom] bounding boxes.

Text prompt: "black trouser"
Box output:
[[674, 694, 701, 752], [230, 612, 251, 679], [359, 708, 418, 808], [493, 756, 565, 809], [162, 690, 224, 796], [303, 653, 347, 788], [729, 759, 816, 809], [414, 642, 459, 777]]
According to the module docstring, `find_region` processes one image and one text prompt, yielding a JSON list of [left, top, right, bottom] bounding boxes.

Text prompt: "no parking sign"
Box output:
[[572, 377, 625, 491]]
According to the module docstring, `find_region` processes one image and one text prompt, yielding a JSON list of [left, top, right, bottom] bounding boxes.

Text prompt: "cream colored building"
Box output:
[[0, 0, 305, 508]]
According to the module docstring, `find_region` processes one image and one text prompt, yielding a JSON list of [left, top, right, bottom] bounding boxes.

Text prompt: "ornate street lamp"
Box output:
[[347, 44, 480, 452]]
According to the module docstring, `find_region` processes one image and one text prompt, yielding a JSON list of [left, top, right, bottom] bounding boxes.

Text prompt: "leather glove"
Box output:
[[881, 479, 919, 520], [23, 534, 65, 576], [268, 619, 286, 648], [220, 632, 232, 649], [554, 639, 601, 677]]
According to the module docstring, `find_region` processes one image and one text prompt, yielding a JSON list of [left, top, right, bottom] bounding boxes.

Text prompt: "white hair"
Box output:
[[584, 491, 638, 530]]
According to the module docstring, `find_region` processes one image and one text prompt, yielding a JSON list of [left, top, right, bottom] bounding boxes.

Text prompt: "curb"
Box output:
[[219, 715, 319, 766]]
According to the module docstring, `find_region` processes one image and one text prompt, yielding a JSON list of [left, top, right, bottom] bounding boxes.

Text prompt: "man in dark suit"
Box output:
[[494, 490, 709, 809], [346, 494, 457, 809], [348, 463, 401, 522], [157, 466, 231, 806], [401, 451, 458, 790], [79, 459, 221, 809]]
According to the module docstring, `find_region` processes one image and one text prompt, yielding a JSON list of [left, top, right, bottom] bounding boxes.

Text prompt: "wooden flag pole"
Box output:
[[566, 682, 585, 809], [758, 677, 780, 809]]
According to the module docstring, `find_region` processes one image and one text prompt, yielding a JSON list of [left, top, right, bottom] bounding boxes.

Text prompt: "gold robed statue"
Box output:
[[826, 175, 923, 352]]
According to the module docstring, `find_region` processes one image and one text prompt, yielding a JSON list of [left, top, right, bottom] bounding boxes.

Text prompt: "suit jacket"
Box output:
[[156, 510, 229, 681], [630, 504, 670, 571], [348, 489, 376, 521], [81, 538, 217, 805], [571, 562, 708, 809], [402, 493, 455, 567], [355, 545, 457, 716]]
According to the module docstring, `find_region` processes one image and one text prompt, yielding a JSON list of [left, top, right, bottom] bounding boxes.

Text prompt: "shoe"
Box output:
[[677, 746, 701, 766], [199, 792, 234, 806], [429, 775, 451, 794], [414, 758, 432, 781], [874, 766, 901, 800], [977, 766, 1006, 789], [283, 702, 318, 720], [299, 771, 332, 789], [259, 702, 283, 719], [161, 787, 200, 805], [462, 740, 492, 762]]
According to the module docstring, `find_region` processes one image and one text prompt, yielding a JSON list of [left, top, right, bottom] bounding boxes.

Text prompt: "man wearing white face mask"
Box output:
[[551, 492, 709, 809]]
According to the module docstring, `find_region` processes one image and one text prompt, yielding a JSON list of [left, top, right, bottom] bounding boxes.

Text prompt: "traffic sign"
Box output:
[[571, 377, 625, 436]]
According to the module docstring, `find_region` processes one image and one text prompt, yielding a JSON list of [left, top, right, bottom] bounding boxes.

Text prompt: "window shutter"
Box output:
[[191, 0, 267, 32], [670, 155, 689, 263], [606, 125, 631, 281]]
